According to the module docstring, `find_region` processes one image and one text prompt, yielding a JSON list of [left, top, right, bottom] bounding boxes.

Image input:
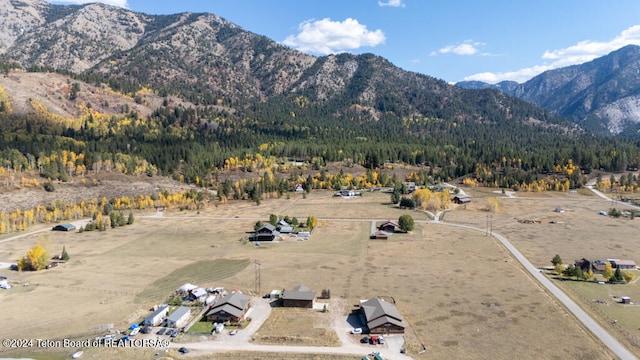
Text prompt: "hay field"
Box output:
[[0, 189, 625, 359]]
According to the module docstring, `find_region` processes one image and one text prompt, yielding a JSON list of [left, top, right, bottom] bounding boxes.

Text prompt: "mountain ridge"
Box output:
[[457, 45, 640, 135]]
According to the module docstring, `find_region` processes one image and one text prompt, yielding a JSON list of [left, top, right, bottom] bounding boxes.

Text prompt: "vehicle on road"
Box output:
[[178, 347, 189, 354], [229, 329, 238, 335]]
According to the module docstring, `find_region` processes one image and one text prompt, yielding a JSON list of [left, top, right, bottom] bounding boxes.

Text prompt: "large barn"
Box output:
[[360, 297, 405, 334]]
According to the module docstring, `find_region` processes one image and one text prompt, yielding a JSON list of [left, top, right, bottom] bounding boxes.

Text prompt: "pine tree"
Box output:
[[61, 245, 70, 261]]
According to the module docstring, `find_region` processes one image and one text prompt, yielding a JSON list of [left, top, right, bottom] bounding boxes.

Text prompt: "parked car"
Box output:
[[350, 328, 363, 334], [360, 336, 369, 343], [378, 336, 385, 344], [129, 327, 140, 336], [178, 347, 189, 354], [141, 326, 152, 334], [157, 327, 166, 335], [229, 329, 237, 336]]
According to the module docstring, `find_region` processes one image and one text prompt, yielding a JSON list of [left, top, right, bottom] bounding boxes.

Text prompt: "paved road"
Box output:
[[440, 221, 636, 360], [156, 189, 638, 359]]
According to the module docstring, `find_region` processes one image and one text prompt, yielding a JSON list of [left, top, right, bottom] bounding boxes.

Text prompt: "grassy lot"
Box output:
[[254, 308, 340, 347], [556, 276, 640, 348], [0, 188, 632, 359], [189, 318, 215, 333], [135, 259, 251, 303]]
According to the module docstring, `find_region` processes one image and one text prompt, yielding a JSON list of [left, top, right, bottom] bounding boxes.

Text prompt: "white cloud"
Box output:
[[45, 0, 128, 8], [464, 24, 640, 84], [378, 0, 406, 8], [283, 18, 385, 55], [431, 40, 488, 56]]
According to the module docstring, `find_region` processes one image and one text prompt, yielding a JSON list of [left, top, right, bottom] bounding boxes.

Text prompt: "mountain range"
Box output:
[[0, 0, 639, 188], [457, 45, 640, 136], [0, 0, 571, 126]]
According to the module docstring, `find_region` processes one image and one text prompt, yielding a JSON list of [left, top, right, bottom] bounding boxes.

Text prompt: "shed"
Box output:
[[621, 296, 631, 304], [52, 223, 76, 231], [270, 289, 282, 299], [143, 305, 169, 326], [178, 283, 198, 293], [166, 306, 191, 328], [371, 231, 389, 240], [189, 287, 208, 301]]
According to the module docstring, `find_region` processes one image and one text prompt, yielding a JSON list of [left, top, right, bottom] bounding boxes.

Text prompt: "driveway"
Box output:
[[173, 296, 414, 359]]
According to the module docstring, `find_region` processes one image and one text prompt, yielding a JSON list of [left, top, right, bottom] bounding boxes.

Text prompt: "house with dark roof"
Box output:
[[378, 221, 399, 233], [452, 195, 471, 204], [253, 224, 279, 241], [204, 292, 250, 325], [360, 298, 405, 334], [282, 285, 316, 308], [52, 223, 76, 231]]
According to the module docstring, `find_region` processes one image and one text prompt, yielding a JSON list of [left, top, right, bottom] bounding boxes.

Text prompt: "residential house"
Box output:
[[277, 220, 294, 234], [52, 223, 76, 231], [254, 224, 279, 241], [574, 258, 593, 273], [205, 292, 251, 325], [282, 285, 316, 308], [166, 306, 191, 328], [360, 298, 405, 334], [452, 195, 471, 204], [142, 305, 169, 326], [378, 221, 399, 233], [608, 259, 637, 270]]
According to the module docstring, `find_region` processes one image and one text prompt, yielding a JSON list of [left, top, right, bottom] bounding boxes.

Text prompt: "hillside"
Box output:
[[0, 0, 639, 194], [457, 45, 640, 136]]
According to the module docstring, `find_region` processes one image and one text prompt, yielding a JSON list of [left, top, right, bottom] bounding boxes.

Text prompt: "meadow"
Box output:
[[0, 188, 635, 359]]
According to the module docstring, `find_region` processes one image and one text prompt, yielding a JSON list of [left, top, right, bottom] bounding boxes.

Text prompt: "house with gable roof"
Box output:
[[204, 292, 251, 325], [360, 297, 405, 334]]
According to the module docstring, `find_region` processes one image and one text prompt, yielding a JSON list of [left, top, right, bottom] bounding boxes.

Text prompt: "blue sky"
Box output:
[[47, 0, 640, 84]]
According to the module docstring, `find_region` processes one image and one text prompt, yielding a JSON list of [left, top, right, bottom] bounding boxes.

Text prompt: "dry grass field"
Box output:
[[0, 188, 635, 359], [254, 308, 340, 346]]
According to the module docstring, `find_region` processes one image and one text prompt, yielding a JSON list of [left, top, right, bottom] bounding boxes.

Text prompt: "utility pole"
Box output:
[[254, 260, 261, 295]]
